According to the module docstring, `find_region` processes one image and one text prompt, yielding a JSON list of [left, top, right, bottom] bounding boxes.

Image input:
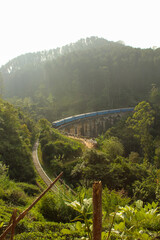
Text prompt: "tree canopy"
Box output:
[[2, 37, 160, 120], [0, 98, 36, 182]]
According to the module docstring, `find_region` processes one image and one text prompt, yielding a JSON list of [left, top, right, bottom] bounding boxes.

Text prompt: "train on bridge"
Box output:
[[52, 107, 134, 128]]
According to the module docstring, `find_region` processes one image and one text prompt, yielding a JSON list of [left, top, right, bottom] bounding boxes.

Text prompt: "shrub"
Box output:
[[132, 177, 157, 203], [102, 187, 131, 215], [109, 200, 160, 239], [101, 136, 124, 160], [0, 175, 28, 205], [4, 188, 28, 206], [16, 182, 41, 196], [38, 192, 77, 223]]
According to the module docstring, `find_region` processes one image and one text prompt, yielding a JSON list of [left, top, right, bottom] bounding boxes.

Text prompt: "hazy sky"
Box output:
[[0, 0, 160, 67]]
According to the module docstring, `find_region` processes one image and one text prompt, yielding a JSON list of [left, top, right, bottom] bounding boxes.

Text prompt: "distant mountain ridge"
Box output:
[[1, 37, 111, 74], [1, 37, 160, 120]]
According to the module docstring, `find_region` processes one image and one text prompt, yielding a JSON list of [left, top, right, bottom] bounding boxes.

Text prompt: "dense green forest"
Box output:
[[0, 98, 36, 182], [1, 37, 160, 120], [2, 37, 160, 239], [37, 94, 160, 204], [34, 93, 160, 239], [1, 95, 160, 239]]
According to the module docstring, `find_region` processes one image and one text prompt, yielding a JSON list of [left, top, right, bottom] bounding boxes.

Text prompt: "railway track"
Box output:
[[32, 141, 76, 195], [32, 141, 58, 192]]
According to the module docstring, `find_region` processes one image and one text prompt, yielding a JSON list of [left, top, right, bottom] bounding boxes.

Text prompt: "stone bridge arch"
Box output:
[[53, 108, 134, 138]]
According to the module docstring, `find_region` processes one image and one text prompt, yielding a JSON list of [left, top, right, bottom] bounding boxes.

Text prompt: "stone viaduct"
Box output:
[[53, 108, 134, 138]]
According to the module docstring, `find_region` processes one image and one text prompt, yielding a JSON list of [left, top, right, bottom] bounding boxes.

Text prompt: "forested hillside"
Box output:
[[1, 37, 160, 120], [2, 37, 160, 239], [0, 98, 36, 182]]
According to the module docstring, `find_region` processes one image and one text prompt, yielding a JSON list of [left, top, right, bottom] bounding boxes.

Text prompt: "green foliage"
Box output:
[[100, 136, 124, 160], [72, 149, 110, 187], [0, 161, 8, 175], [16, 182, 41, 196], [0, 72, 4, 97], [132, 176, 157, 203], [15, 221, 85, 239], [65, 191, 93, 240], [104, 119, 141, 157], [42, 140, 80, 164], [0, 168, 44, 235], [38, 122, 83, 184], [0, 173, 28, 206], [3, 37, 160, 120], [127, 102, 155, 133], [128, 151, 141, 163], [127, 101, 155, 160], [72, 150, 152, 199], [109, 200, 160, 239], [60, 221, 89, 239], [149, 84, 160, 108], [0, 199, 14, 229], [38, 118, 52, 131], [102, 187, 130, 215], [38, 192, 77, 223], [0, 98, 36, 182], [0, 162, 41, 214], [15, 232, 69, 240]]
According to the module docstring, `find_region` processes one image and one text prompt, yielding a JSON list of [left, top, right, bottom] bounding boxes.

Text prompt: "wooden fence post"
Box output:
[[93, 181, 102, 240], [10, 209, 17, 240]]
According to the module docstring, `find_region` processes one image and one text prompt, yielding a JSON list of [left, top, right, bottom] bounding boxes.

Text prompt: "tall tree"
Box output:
[[0, 98, 36, 182], [0, 72, 4, 97], [126, 101, 155, 161]]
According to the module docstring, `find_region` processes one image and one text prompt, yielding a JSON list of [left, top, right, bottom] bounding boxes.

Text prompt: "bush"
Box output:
[[110, 200, 160, 239], [0, 175, 28, 205], [101, 136, 124, 160], [132, 177, 157, 203], [15, 225, 83, 240], [42, 140, 82, 165], [102, 187, 131, 215], [38, 192, 77, 223], [0, 199, 13, 223], [16, 182, 41, 196], [3, 188, 28, 206]]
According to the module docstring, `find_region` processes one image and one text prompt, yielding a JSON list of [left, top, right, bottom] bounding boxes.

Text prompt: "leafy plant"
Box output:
[[38, 192, 77, 223], [65, 192, 93, 240], [109, 200, 160, 239], [102, 187, 130, 215]]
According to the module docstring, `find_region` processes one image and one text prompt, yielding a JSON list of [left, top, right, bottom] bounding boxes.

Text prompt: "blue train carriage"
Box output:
[[97, 110, 109, 115], [97, 108, 120, 115], [52, 116, 75, 128], [74, 113, 86, 120], [52, 107, 134, 128], [52, 119, 65, 128], [63, 116, 76, 124], [122, 107, 134, 112], [84, 111, 98, 118]]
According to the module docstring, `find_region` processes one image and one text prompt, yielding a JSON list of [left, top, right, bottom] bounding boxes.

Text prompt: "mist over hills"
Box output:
[[1, 36, 160, 120]]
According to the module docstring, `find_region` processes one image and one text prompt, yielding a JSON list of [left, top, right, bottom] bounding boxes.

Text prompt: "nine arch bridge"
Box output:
[[52, 108, 134, 138]]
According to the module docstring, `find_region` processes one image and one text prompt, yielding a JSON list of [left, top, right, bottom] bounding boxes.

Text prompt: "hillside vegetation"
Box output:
[[0, 98, 36, 182], [1, 37, 160, 120], [2, 37, 160, 239]]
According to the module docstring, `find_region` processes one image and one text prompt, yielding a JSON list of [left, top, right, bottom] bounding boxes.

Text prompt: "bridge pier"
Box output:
[[58, 113, 125, 138]]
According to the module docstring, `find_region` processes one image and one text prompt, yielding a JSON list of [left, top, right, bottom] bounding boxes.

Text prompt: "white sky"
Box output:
[[0, 0, 160, 67]]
